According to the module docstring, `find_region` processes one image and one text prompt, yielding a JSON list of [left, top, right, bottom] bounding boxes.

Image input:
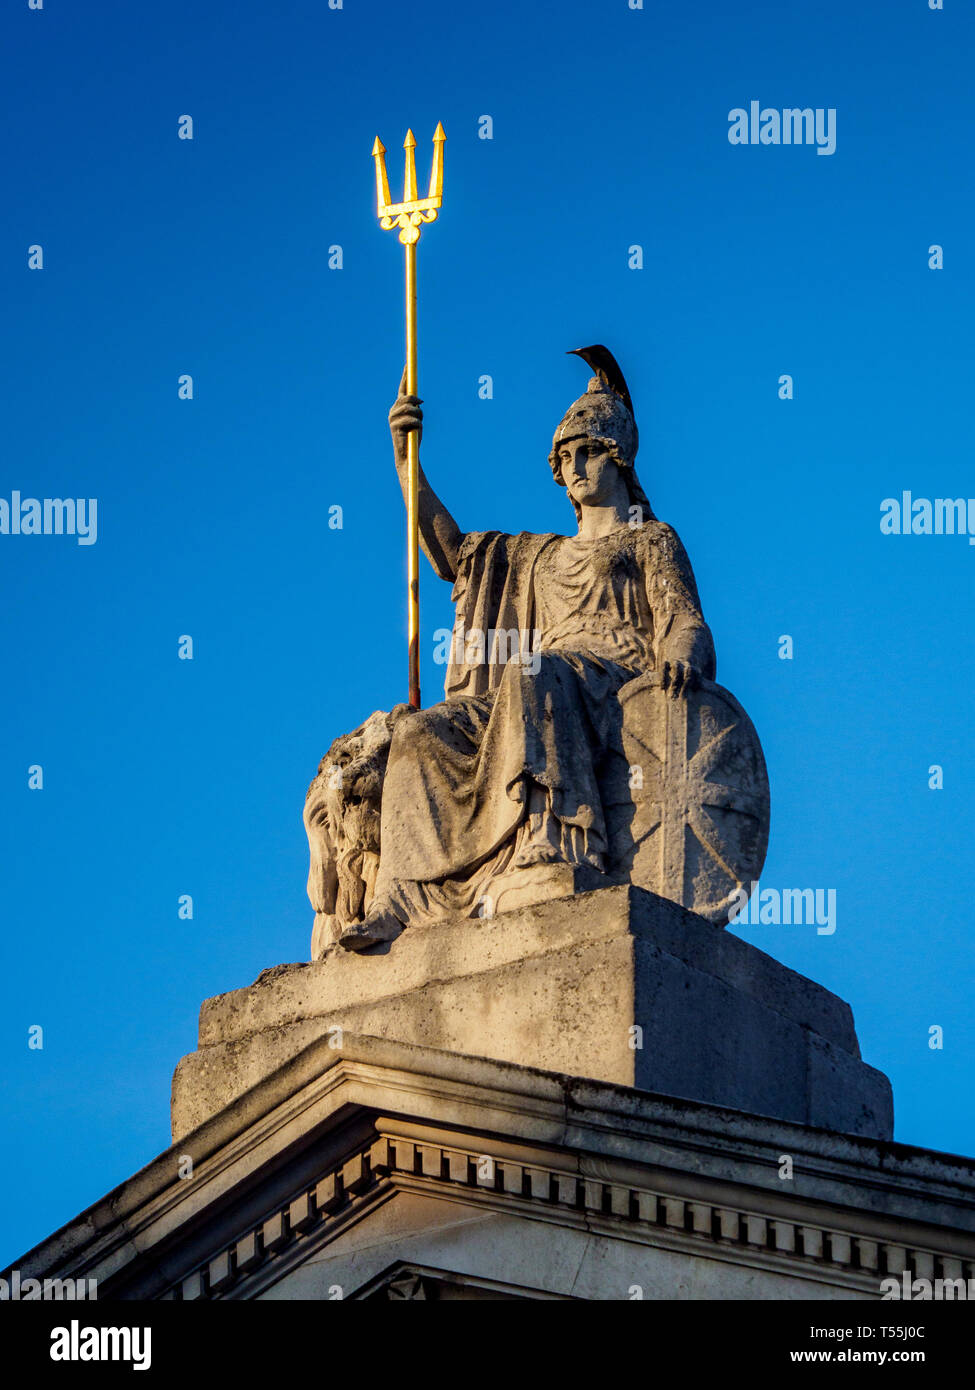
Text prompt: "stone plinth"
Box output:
[[171, 886, 892, 1143]]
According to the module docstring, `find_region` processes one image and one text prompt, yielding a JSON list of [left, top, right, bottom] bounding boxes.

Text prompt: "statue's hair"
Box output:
[[548, 435, 655, 526]]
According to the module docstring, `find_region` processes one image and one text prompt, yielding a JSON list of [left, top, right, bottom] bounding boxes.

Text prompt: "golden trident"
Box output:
[[372, 122, 446, 710]]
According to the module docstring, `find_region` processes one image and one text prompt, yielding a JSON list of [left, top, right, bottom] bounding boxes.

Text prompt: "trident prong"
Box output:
[[372, 123, 446, 709], [403, 128, 418, 203], [371, 136, 391, 214], [429, 122, 445, 201]]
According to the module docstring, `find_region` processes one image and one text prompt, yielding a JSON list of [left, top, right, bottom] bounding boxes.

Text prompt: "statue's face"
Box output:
[[557, 438, 621, 507]]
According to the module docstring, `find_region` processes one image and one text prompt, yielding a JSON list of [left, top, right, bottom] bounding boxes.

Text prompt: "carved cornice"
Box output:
[[161, 1133, 975, 1300]]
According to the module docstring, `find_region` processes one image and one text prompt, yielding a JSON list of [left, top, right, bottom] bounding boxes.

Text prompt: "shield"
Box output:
[[611, 674, 770, 925]]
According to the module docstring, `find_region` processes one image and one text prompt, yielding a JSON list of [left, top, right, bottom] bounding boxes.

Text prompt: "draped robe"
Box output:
[[371, 520, 715, 923]]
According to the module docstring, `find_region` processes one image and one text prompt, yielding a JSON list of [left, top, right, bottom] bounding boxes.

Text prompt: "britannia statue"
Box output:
[[305, 346, 770, 956]]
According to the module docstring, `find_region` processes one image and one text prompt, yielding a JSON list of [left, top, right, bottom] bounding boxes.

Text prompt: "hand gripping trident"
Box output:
[[372, 122, 445, 710]]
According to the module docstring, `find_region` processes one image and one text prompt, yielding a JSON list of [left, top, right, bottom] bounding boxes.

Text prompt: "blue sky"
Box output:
[[2, 0, 973, 1266]]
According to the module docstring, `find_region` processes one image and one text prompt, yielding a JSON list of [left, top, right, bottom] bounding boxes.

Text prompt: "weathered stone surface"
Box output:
[[171, 886, 891, 1142]]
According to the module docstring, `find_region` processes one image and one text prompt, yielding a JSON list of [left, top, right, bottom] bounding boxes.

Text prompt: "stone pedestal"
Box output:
[[171, 886, 892, 1143]]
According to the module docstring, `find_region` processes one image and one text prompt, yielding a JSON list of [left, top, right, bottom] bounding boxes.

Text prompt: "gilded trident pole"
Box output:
[[372, 123, 445, 710]]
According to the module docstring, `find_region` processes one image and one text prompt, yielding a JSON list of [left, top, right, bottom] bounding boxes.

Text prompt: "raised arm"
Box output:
[[388, 367, 463, 582]]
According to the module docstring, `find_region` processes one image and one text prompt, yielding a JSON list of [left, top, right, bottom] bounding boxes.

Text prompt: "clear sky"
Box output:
[[2, 0, 973, 1267]]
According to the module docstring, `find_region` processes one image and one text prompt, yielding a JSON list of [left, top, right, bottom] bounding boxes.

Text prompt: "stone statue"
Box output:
[[305, 348, 769, 956]]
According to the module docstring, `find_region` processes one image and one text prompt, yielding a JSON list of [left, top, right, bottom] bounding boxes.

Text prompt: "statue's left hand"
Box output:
[[660, 660, 699, 699]]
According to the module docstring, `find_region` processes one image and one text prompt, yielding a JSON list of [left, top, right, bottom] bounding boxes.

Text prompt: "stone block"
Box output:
[[171, 885, 893, 1144]]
